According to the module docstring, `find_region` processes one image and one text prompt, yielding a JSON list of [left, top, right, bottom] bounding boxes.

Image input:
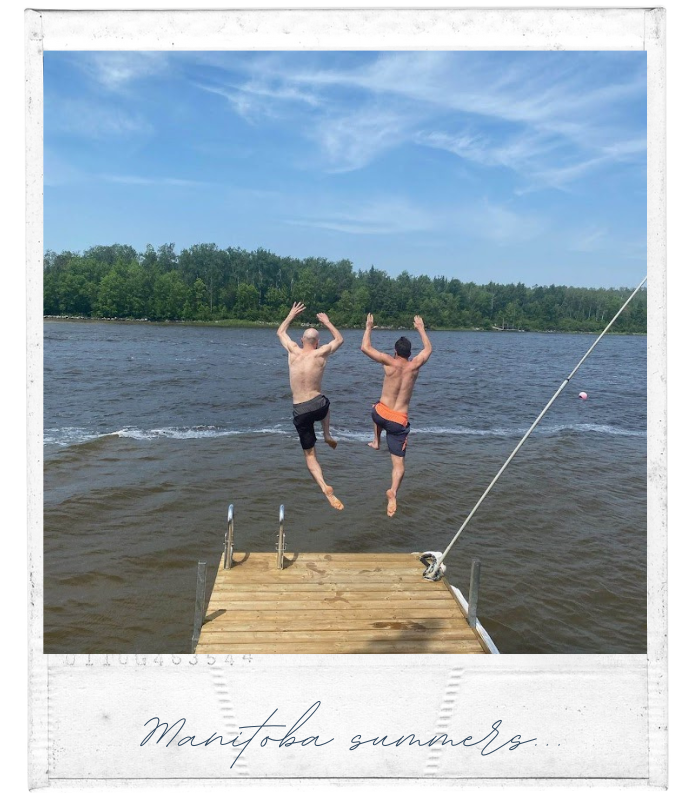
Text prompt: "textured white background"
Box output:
[[8, 0, 694, 796], [45, 656, 648, 780]]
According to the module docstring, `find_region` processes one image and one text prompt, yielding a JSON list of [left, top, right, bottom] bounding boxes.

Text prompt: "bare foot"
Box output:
[[324, 436, 338, 449], [324, 486, 344, 510], [386, 489, 397, 517], [367, 440, 380, 450]]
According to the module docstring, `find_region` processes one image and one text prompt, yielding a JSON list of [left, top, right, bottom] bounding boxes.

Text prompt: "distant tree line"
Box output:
[[43, 243, 647, 333]]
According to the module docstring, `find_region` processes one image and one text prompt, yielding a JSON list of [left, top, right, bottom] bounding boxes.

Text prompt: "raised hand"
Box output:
[[413, 315, 425, 330], [288, 302, 306, 318], [316, 312, 330, 326], [366, 313, 375, 329]]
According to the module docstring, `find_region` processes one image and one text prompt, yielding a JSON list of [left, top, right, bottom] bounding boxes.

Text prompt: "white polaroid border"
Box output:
[[26, 6, 666, 789]]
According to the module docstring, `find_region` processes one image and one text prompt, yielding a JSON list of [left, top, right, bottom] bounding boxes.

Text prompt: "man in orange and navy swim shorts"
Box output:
[[371, 402, 410, 457], [360, 313, 433, 517]]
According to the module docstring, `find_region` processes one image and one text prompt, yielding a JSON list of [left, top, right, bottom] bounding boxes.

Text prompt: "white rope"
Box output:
[[424, 275, 647, 579]]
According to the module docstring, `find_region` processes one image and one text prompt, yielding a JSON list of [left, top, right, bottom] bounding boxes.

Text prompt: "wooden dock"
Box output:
[[194, 552, 495, 654]]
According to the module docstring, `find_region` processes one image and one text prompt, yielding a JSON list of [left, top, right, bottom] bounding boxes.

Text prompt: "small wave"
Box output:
[[44, 421, 645, 447], [44, 424, 290, 446], [399, 423, 645, 438], [543, 423, 645, 438], [44, 428, 115, 447], [414, 426, 514, 437], [332, 429, 375, 442], [259, 423, 644, 440], [112, 424, 293, 441], [113, 426, 226, 441]]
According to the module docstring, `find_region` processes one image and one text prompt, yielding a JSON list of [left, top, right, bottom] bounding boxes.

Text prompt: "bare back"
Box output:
[[379, 357, 423, 414], [361, 313, 432, 415], [288, 348, 331, 403]]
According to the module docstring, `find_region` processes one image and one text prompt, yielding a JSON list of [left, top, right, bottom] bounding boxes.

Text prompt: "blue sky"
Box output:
[[44, 50, 646, 288]]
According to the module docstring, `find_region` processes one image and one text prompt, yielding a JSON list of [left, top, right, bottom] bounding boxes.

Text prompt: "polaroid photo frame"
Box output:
[[27, 6, 666, 788]]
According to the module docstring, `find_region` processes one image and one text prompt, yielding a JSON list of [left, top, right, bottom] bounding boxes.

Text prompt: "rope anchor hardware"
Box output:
[[420, 551, 446, 581]]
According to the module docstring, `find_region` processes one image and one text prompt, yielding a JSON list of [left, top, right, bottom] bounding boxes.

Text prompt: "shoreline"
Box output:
[[43, 315, 647, 335]]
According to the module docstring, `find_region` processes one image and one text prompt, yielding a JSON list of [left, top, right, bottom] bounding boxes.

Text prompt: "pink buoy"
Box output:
[[579, 391, 588, 400]]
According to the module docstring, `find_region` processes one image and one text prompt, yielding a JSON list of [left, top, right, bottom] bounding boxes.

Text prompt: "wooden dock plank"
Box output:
[[196, 642, 485, 654], [202, 601, 458, 612], [196, 552, 487, 655], [200, 618, 469, 632], [210, 582, 444, 593], [196, 629, 481, 643], [203, 608, 466, 623], [209, 590, 454, 602], [214, 570, 426, 582]]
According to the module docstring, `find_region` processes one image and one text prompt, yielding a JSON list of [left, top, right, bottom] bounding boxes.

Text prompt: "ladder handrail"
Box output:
[[277, 504, 285, 569], [224, 503, 234, 569], [190, 560, 206, 653]]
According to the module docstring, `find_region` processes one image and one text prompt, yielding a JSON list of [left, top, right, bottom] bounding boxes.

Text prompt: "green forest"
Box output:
[[43, 243, 647, 333]]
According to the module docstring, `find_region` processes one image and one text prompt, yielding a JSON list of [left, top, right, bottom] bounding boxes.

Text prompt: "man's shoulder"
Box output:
[[315, 346, 334, 358]]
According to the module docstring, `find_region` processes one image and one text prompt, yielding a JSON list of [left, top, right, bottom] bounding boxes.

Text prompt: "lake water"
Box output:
[[44, 321, 646, 654]]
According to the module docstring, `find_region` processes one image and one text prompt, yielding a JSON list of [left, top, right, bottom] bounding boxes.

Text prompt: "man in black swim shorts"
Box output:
[[277, 303, 345, 510], [293, 394, 331, 451]]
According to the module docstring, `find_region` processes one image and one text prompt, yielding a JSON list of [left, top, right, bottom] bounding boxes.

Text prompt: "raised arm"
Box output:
[[411, 315, 433, 366], [360, 313, 394, 365], [277, 302, 305, 352], [316, 313, 344, 355]]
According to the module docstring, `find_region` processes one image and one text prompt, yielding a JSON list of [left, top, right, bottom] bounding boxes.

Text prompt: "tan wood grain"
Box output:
[[196, 642, 484, 654], [195, 551, 487, 654], [200, 618, 469, 632]]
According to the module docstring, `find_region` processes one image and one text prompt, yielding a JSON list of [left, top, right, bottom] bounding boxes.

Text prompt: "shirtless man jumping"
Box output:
[[277, 302, 344, 510], [361, 313, 432, 517]]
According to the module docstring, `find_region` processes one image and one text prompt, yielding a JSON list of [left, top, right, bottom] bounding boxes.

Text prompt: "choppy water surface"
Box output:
[[44, 321, 646, 654]]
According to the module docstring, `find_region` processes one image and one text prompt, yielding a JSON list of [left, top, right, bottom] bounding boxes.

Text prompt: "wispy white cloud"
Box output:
[[601, 139, 647, 159], [285, 197, 437, 235], [196, 51, 645, 185], [526, 137, 646, 191], [194, 82, 255, 120], [417, 128, 645, 193], [49, 98, 153, 139], [78, 52, 170, 92], [569, 225, 609, 252], [194, 78, 320, 123], [311, 107, 415, 173], [99, 174, 209, 188], [237, 81, 321, 108], [528, 156, 611, 191], [462, 200, 548, 245], [284, 194, 546, 246], [414, 128, 566, 178]]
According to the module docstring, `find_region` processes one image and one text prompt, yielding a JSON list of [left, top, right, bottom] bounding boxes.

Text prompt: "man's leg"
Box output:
[[321, 410, 337, 449], [368, 409, 383, 450], [303, 447, 344, 510], [367, 422, 382, 450], [386, 454, 405, 517]]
